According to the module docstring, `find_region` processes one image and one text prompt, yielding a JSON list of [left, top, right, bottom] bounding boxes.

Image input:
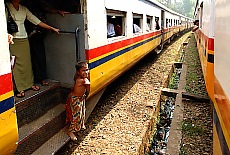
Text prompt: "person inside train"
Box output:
[[5, 0, 60, 98], [192, 20, 199, 32], [155, 18, 160, 30], [107, 17, 116, 38], [43, 0, 81, 14], [133, 23, 142, 33], [114, 20, 122, 36], [146, 23, 150, 32], [21, 0, 69, 86]]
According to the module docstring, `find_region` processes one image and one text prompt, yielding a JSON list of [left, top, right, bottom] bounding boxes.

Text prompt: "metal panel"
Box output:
[[44, 14, 85, 85]]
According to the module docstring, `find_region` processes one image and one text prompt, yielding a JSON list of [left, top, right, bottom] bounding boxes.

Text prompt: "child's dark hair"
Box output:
[[74, 61, 88, 81], [194, 20, 199, 25], [75, 61, 88, 71]]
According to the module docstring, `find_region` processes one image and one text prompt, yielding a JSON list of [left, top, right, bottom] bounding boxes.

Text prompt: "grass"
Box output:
[[184, 34, 208, 96], [181, 120, 205, 137], [179, 146, 187, 155], [168, 71, 180, 89]]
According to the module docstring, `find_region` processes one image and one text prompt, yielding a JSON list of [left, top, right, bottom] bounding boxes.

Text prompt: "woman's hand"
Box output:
[[58, 10, 70, 16], [51, 27, 60, 34], [8, 34, 14, 44], [38, 22, 60, 34]]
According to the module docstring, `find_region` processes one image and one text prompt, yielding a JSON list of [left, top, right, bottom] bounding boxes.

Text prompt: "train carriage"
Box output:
[[194, 0, 214, 101], [214, 0, 230, 154], [194, 0, 230, 154], [0, 0, 191, 154], [44, 0, 189, 116]]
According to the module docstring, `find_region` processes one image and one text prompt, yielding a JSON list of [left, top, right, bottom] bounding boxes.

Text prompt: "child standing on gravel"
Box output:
[[65, 61, 90, 142]]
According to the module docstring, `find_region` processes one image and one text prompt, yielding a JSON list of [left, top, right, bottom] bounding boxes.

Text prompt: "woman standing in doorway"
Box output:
[[5, 0, 60, 97]]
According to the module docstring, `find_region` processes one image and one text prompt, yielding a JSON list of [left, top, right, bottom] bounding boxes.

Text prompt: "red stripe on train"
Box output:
[[0, 73, 13, 96], [208, 38, 214, 51], [85, 31, 161, 60], [197, 30, 214, 51]]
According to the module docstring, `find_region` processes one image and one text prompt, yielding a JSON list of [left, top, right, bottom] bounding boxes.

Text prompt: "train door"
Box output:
[[44, 14, 85, 85]]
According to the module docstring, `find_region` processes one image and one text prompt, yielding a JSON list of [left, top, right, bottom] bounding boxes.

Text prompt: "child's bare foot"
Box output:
[[67, 132, 77, 142], [82, 124, 86, 130]]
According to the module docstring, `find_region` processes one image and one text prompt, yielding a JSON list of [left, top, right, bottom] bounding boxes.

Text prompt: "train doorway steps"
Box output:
[[14, 80, 70, 155]]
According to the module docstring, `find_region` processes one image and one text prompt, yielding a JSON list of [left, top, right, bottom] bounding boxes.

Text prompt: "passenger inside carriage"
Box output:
[[107, 15, 123, 38], [107, 17, 116, 38], [133, 23, 142, 33], [31, 0, 81, 14], [155, 17, 160, 30], [192, 20, 199, 32], [114, 20, 122, 36], [133, 18, 142, 33]]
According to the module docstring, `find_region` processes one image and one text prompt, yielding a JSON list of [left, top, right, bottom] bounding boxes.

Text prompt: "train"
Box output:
[[0, 0, 192, 154], [194, 0, 230, 154]]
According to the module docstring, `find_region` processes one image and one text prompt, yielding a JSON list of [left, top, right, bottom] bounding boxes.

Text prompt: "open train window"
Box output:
[[133, 13, 143, 34], [147, 15, 153, 31], [106, 9, 126, 38]]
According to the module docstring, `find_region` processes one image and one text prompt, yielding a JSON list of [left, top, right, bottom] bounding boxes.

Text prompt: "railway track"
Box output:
[[58, 32, 192, 155]]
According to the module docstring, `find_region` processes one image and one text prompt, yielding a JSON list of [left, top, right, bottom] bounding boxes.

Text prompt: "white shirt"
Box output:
[[133, 24, 142, 33], [107, 22, 116, 37], [146, 23, 150, 32], [6, 3, 41, 38]]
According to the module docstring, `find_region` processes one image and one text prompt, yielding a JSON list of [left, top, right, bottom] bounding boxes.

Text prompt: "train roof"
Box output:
[[146, 0, 189, 19]]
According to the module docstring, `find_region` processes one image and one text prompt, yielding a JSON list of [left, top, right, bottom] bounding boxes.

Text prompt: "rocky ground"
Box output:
[[58, 32, 213, 155], [180, 34, 213, 155]]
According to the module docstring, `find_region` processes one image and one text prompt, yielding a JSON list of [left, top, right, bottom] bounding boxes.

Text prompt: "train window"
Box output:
[[200, 2, 203, 29], [133, 13, 143, 34], [146, 16, 153, 32], [106, 9, 126, 38]]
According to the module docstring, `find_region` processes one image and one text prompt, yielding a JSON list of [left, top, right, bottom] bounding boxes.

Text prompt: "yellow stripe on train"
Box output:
[[213, 97, 230, 152], [0, 91, 14, 102], [0, 107, 18, 155], [89, 36, 161, 97]]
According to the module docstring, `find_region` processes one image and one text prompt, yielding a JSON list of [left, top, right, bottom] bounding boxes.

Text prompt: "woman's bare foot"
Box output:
[[67, 132, 77, 142]]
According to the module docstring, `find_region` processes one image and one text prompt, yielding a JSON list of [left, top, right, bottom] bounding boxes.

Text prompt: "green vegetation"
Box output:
[[184, 35, 208, 96], [179, 146, 188, 155], [168, 72, 179, 89], [181, 120, 205, 136]]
